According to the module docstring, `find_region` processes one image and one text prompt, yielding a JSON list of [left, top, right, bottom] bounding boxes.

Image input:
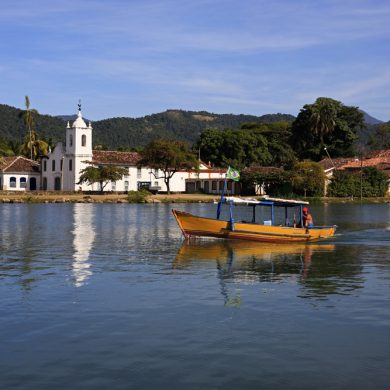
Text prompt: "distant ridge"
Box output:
[[359, 110, 383, 125], [0, 103, 385, 150], [0, 104, 295, 149]]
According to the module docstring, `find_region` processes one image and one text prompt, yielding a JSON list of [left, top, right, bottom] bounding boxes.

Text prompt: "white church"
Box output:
[[1, 106, 241, 195]]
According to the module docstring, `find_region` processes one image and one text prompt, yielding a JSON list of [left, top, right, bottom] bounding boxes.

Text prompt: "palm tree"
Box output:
[[20, 96, 48, 160], [22, 96, 37, 159], [309, 97, 339, 145], [20, 130, 48, 160]]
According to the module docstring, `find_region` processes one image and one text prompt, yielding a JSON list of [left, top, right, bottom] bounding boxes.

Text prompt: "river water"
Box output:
[[0, 202, 389, 389]]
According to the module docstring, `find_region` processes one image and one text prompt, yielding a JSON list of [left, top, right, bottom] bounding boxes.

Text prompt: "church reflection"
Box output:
[[72, 203, 95, 287]]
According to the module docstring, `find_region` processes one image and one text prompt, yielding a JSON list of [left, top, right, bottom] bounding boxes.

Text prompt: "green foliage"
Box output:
[[241, 168, 292, 196], [197, 121, 296, 169], [0, 104, 294, 150], [127, 189, 150, 203], [139, 139, 198, 194], [291, 97, 364, 160], [368, 122, 390, 150], [77, 165, 129, 192], [328, 167, 388, 197], [291, 161, 325, 197], [0, 137, 17, 156], [20, 130, 48, 160], [240, 122, 296, 167]]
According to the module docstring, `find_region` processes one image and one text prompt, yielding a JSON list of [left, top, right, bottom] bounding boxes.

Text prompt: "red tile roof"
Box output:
[[0, 156, 40, 173], [92, 150, 141, 166], [318, 157, 358, 171], [340, 156, 390, 170], [366, 149, 390, 159]]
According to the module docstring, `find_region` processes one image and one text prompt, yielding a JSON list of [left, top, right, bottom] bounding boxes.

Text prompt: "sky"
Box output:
[[1, 0, 389, 121]]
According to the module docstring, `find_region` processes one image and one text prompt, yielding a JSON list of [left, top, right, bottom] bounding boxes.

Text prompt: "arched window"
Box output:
[[10, 177, 16, 188], [82, 134, 86, 147], [20, 177, 27, 188], [43, 160, 47, 172], [42, 177, 47, 190], [52, 160, 56, 171], [69, 159, 73, 171], [69, 134, 73, 147]]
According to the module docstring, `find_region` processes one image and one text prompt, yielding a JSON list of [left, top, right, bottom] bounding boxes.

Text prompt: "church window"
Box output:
[[52, 160, 56, 171], [42, 177, 47, 190], [137, 167, 142, 178], [111, 181, 116, 191], [10, 177, 16, 188], [69, 134, 73, 147], [43, 160, 47, 172], [60, 159, 63, 171], [82, 134, 86, 147], [69, 159, 73, 171], [124, 181, 129, 191], [20, 177, 27, 188]]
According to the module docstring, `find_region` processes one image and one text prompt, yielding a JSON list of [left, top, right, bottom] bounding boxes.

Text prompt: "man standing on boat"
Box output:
[[303, 207, 314, 228]]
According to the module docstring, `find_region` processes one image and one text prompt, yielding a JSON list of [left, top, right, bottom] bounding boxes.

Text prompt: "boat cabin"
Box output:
[[223, 196, 310, 228]]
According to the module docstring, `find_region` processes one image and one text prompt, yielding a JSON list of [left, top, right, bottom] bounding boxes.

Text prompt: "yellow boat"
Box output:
[[172, 196, 336, 243]]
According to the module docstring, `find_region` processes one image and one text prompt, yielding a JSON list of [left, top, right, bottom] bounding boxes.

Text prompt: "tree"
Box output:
[[19, 96, 48, 160], [21, 96, 37, 160], [291, 161, 325, 197], [77, 164, 129, 192], [20, 130, 48, 160], [240, 121, 296, 167], [197, 128, 271, 169], [368, 122, 390, 150], [241, 167, 292, 196], [328, 167, 388, 197], [139, 139, 198, 194], [291, 97, 364, 160], [0, 138, 18, 156]]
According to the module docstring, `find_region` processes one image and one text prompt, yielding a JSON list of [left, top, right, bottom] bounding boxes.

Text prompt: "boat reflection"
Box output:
[[72, 204, 95, 287], [174, 239, 336, 305], [175, 239, 335, 273]]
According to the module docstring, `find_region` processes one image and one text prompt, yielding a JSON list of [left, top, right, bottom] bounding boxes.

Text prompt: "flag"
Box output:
[[226, 166, 240, 181]]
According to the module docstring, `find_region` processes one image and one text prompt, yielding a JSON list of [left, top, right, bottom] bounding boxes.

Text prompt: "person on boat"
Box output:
[[302, 207, 314, 228]]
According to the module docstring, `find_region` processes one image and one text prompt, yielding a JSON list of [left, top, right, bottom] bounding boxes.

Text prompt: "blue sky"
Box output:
[[1, 0, 389, 121]]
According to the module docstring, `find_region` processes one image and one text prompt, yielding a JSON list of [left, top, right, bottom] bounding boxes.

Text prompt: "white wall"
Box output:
[[0, 172, 40, 191]]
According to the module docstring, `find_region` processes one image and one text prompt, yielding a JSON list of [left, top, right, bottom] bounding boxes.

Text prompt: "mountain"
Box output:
[[2, 103, 383, 150], [0, 104, 295, 149], [359, 110, 383, 126], [55, 114, 91, 123]]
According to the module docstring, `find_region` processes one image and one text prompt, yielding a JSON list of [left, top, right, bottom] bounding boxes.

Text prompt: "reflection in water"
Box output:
[[175, 239, 335, 273], [174, 239, 339, 303], [72, 204, 95, 287]]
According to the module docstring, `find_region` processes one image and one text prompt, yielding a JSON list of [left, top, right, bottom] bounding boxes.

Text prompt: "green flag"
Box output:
[[226, 166, 240, 181]]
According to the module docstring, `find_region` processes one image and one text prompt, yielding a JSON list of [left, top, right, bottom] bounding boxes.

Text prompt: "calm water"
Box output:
[[0, 202, 389, 389]]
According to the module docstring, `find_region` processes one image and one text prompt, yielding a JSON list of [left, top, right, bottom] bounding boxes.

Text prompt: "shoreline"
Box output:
[[0, 191, 389, 204]]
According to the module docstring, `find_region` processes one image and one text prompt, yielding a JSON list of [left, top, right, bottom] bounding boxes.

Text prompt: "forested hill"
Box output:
[[0, 104, 295, 149]]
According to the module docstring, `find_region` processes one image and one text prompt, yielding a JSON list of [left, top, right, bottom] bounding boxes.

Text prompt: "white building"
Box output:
[[2, 106, 239, 194], [39, 107, 239, 194], [0, 156, 40, 191]]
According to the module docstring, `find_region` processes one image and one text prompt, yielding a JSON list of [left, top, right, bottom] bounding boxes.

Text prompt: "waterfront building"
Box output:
[[0, 156, 40, 191], [1, 105, 238, 194]]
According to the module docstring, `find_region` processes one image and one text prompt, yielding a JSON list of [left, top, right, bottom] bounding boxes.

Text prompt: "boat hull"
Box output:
[[172, 209, 336, 243]]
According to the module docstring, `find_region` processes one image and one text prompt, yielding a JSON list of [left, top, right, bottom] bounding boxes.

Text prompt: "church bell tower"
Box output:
[[63, 102, 93, 190]]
